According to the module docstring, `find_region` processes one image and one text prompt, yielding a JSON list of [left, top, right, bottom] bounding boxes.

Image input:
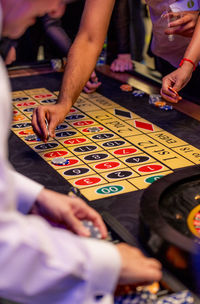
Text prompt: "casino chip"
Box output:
[[51, 157, 69, 166], [160, 105, 173, 111], [120, 84, 133, 92], [51, 59, 62, 71], [82, 220, 102, 239], [132, 90, 145, 97], [149, 95, 173, 111], [86, 127, 102, 132], [25, 134, 40, 141], [149, 94, 162, 105], [156, 290, 194, 304], [154, 101, 166, 107]]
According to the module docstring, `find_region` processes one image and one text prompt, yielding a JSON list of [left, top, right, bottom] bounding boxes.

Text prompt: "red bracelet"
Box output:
[[179, 58, 196, 71]]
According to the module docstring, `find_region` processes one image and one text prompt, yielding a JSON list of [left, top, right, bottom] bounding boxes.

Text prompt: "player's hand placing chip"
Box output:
[[161, 64, 193, 102], [32, 188, 108, 238], [32, 103, 69, 142]]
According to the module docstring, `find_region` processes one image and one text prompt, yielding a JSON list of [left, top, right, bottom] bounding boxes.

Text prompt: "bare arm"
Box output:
[[58, 0, 114, 105], [161, 16, 200, 102], [32, 0, 115, 140]]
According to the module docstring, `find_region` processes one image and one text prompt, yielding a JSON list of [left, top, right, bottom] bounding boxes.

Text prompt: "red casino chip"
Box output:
[[120, 84, 132, 92]]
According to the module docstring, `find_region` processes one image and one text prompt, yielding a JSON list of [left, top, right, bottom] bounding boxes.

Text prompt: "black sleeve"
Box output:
[[113, 0, 130, 55], [42, 15, 72, 57], [0, 38, 17, 60]]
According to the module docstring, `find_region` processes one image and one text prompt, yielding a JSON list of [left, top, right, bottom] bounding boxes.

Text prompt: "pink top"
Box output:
[[147, 0, 192, 67]]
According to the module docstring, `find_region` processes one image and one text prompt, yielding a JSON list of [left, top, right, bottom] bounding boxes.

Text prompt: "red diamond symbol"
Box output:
[[134, 120, 154, 131]]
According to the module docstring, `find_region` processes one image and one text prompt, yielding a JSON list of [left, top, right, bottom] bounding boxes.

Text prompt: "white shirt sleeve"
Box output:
[[9, 169, 44, 214], [0, 38, 121, 304], [0, 211, 121, 304]]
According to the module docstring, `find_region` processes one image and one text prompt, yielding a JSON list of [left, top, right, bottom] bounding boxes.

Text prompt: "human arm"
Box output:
[[42, 14, 72, 57], [32, 0, 115, 140], [9, 169, 107, 238], [0, 210, 119, 304], [110, 0, 133, 72], [161, 16, 200, 102], [110, 53, 133, 72]]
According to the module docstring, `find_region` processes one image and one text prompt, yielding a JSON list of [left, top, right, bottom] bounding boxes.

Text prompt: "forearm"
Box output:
[[0, 211, 120, 303], [9, 169, 43, 214], [58, 36, 101, 110], [57, 0, 115, 109], [184, 16, 200, 65]]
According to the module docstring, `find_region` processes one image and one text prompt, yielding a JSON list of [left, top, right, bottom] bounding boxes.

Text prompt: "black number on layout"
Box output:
[[84, 153, 109, 161], [102, 140, 125, 147], [107, 171, 133, 179], [12, 122, 32, 129], [125, 156, 150, 164], [23, 108, 35, 112], [35, 143, 58, 150], [56, 131, 77, 138], [12, 97, 29, 102], [64, 168, 89, 176], [41, 99, 57, 104], [74, 145, 97, 153], [65, 114, 85, 120], [92, 133, 114, 140]]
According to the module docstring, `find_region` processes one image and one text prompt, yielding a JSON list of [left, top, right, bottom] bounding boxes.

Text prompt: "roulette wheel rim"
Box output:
[[140, 165, 200, 254]]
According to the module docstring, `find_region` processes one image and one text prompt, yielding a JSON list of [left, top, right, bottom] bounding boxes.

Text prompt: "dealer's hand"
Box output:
[[32, 188, 108, 238], [161, 62, 193, 102], [32, 103, 70, 141], [165, 10, 199, 37], [110, 54, 133, 72], [116, 243, 162, 285], [83, 71, 101, 93]]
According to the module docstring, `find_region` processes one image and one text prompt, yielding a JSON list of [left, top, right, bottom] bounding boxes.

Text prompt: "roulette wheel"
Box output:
[[140, 165, 200, 294]]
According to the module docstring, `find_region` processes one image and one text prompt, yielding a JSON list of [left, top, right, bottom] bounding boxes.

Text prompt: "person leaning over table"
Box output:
[[0, 0, 162, 303], [31, 0, 118, 141], [32, 0, 200, 140]]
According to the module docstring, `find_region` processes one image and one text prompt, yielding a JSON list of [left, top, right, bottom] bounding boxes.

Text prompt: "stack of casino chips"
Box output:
[[149, 94, 173, 111], [114, 289, 193, 304]]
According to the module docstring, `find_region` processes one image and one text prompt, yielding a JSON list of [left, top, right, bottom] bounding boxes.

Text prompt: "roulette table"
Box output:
[[8, 62, 200, 300]]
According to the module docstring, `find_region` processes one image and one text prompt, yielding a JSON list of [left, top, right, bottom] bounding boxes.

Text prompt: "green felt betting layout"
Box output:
[[11, 88, 200, 201]]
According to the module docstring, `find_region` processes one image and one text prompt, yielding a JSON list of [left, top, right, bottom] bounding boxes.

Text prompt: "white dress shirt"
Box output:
[[0, 6, 121, 303]]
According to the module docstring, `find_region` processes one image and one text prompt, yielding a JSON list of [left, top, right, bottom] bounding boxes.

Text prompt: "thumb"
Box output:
[[64, 213, 91, 237]]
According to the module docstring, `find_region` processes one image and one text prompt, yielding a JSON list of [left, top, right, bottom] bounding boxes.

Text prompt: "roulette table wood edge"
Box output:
[[96, 64, 200, 123]]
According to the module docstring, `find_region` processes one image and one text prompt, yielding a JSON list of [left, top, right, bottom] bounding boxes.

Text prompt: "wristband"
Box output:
[[179, 58, 196, 71]]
